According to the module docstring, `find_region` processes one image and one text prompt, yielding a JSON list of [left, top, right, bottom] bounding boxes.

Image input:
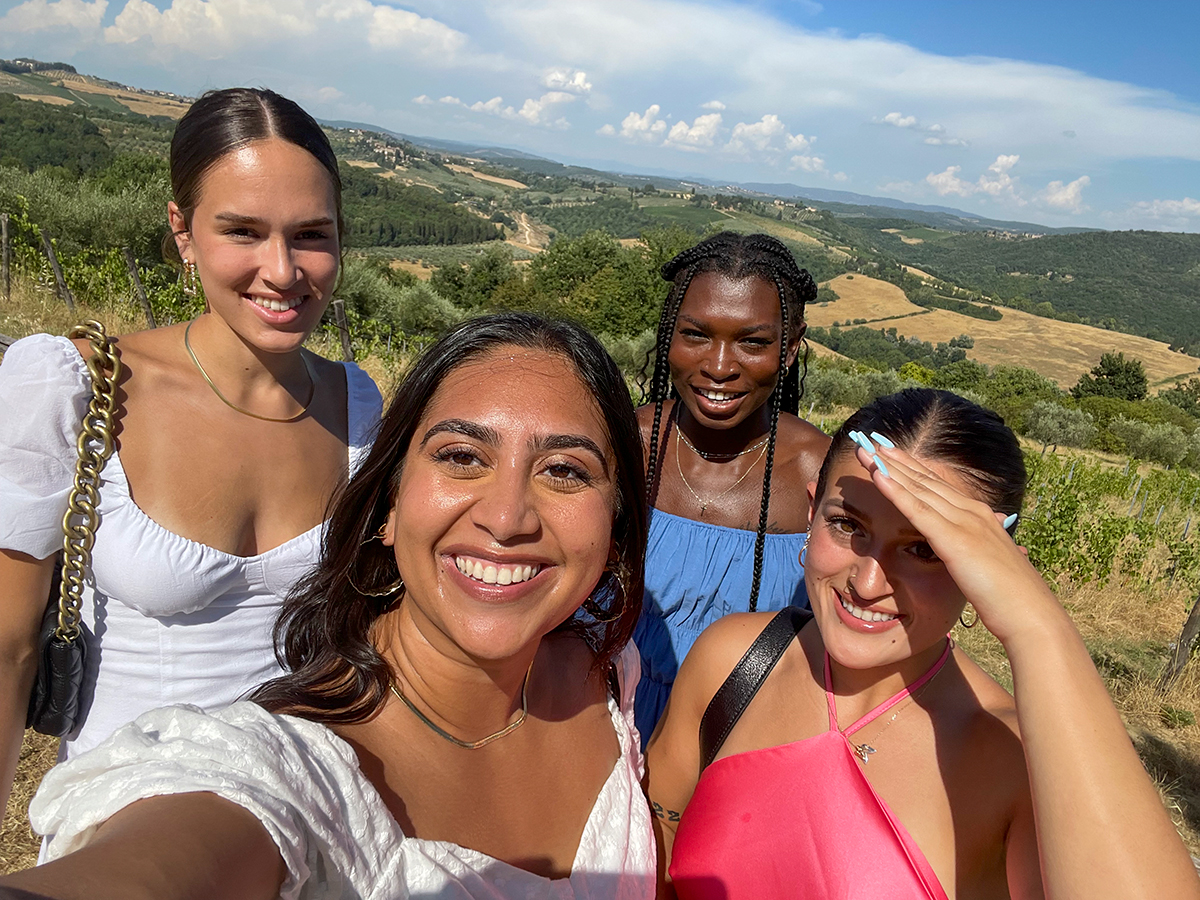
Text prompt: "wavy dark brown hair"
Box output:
[[252, 313, 647, 724]]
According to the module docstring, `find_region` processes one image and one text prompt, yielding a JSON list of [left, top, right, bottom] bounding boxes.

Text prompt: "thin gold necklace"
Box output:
[[184, 318, 315, 423], [674, 424, 768, 518], [390, 658, 534, 750], [677, 422, 769, 460]]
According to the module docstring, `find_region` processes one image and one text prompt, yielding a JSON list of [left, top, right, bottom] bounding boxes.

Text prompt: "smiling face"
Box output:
[[668, 271, 800, 429], [169, 137, 340, 353], [805, 449, 972, 672], [381, 348, 619, 663]]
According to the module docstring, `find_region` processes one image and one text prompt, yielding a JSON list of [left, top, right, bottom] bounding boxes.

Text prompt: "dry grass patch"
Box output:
[[808, 273, 926, 324], [889, 306, 1200, 388], [444, 164, 526, 190], [389, 260, 432, 280], [806, 274, 1200, 388], [2, 731, 58, 873]]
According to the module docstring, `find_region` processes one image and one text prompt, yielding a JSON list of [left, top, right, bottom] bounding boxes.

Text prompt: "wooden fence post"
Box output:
[[1, 213, 9, 302], [122, 248, 157, 328], [332, 299, 354, 362], [39, 231, 75, 311], [1157, 594, 1200, 692]]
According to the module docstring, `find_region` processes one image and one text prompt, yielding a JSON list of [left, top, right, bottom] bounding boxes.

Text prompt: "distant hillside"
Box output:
[[853, 224, 1200, 353]]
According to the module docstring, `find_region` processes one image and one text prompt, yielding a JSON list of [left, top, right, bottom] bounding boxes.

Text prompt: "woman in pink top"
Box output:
[[646, 388, 1200, 900]]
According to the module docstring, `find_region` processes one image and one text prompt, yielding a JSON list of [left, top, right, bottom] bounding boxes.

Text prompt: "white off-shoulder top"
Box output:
[[31, 644, 655, 900], [0, 333, 383, 756]]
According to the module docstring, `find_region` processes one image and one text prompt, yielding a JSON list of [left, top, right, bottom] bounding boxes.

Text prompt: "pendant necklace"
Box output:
[[850, 643, 950, 764], [184, 318, 315, 423], [674, 423, 768, 518], [390, 658, 535, 750]]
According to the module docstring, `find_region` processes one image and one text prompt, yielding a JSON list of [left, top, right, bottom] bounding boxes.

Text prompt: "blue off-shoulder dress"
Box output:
[[632, 508, 810, 744]]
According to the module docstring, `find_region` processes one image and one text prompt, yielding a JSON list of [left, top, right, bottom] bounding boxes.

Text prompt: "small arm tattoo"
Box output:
[[652, 800, 682, 822]]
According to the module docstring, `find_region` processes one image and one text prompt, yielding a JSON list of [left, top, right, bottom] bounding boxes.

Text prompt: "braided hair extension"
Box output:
[[642, 232, 818, 611]]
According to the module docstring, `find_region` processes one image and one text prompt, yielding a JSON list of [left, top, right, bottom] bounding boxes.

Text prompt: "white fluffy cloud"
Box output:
[[516, 90, 576, 126], [927, 155, 1023, 201], [1040, 175, 1090, 212], [1, 0, 106, 32], [76, 0, 466, 58], [925, 155, 1088, 210], [1134, 197, 1200, 218], [543, 68, 592, 94], [701, 99, 726, 110], [618, 105, 668, 142], [926, 165, 975, 197], [665, 112, 722, 149], [790, 154, 826, 173], [727, 114, 787, 152], [412, 94, 435, 105], [882, 111, 917, 128], [440, 90, 576, 128]]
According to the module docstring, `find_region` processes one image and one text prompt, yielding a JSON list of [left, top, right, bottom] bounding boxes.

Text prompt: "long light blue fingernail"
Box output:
[[869, 431, 895, 449], [850, 431, 876, 454], [1002, 513, 1018, 530], [872, 455, 890, 478]]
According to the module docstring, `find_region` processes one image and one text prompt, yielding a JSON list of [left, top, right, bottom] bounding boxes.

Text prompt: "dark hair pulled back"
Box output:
[[642, 231, 817, 611], [815, 388, 1026, 528], [251, 312, 647, 725], [168, 87, 344, 257]]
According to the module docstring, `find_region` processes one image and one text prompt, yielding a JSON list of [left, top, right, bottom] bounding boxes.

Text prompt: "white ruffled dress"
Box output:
[[0, 333, 382, 757], [30, 644, 656, 900]]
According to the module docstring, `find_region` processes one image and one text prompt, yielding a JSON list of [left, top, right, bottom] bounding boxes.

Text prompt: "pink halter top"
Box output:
[[670, 641, 953, 900]]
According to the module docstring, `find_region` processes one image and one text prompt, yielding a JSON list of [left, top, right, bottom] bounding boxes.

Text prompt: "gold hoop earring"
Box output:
[[182, 259, 198, 296], [583, 594, 625, 624], [362, 522, 389, 546], [349, 571, 404, 598], [959, 605, 978, 629]]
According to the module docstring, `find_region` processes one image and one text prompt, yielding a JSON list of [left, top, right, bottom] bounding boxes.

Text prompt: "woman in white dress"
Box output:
[[0, 88, 382, 812], [0, 313, 656, 900]]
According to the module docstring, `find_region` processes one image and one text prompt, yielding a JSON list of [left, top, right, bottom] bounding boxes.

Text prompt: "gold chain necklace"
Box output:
[[184, 318, 315, 423], [674, 424, 769, 518], [390, 658, 534, 750], [677, 422, 769, 461]]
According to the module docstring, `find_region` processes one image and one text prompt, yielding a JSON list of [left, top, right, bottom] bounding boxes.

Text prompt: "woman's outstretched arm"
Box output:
[[0, 793, 285, 900], [868, 443, 1200, 900]]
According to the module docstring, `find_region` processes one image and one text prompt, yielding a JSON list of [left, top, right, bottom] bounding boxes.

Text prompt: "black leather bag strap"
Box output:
[[698, 606, 812, 771]]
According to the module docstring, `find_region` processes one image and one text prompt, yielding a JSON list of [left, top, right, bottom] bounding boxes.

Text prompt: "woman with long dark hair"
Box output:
[[1, 313, 656, 899], [633, 231, 829, 740], [647, 389, 1200, 900], [0, 88, 381, 812]]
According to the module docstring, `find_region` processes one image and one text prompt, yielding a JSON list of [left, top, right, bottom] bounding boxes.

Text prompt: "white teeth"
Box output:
[[454, 556, 540, 585], [248, 295, 303, 312], [699, 389, 739, 402], [839, 594, 897, 622]]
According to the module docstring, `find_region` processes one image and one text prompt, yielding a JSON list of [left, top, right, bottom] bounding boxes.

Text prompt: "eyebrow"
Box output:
[[420, 419, 500, 447], [420, 420, 610, 474], [678, 314, 776, 337], [829, 497, 924, 537], [533, 433, 610, 475], [213, 213, 335, 229]]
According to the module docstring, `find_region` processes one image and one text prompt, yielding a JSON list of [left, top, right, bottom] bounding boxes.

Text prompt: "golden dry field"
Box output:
[[444, 164, 527, 189], [808, 274, 1200, 388]]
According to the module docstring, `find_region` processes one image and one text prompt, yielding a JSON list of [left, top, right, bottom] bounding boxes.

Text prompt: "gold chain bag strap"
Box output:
[[26, 321, 122, 737]]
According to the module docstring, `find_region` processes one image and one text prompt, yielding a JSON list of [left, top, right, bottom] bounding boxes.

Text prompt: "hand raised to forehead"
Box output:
[[853, 441, 1058, 646]]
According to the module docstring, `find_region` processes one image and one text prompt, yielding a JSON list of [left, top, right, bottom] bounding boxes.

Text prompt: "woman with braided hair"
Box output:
[[633, 231, 829, 742]]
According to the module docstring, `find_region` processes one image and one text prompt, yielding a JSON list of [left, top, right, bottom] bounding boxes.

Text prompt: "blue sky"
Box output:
[[3, 0, 1200, 231]]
